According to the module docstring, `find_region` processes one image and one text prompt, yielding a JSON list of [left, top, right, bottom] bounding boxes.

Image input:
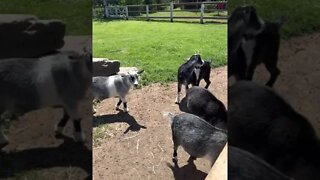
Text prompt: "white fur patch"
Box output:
[[35, 55, 68, 107], [241, 38, 256, 66], [194, 68, 201, 82], [107, 75, 120, 97], [175, 93, 180, 103]]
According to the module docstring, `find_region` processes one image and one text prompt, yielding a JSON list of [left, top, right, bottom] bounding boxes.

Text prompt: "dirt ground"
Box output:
[[92, 67, 227, 180]]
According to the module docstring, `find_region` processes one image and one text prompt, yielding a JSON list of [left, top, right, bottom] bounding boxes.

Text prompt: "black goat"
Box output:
[[229, 81, 320, 180], [185, 86, 227, 130]]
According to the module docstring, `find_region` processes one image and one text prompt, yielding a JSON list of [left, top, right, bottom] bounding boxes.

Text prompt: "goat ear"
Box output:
[[137, 70, 144, 74]]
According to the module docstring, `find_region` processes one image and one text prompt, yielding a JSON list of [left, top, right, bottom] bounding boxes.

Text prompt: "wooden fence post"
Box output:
[[205, 143, 227, 180], [170, 2, 173, 22], [125, 6, 129, 20], [103, 0, 109, 18], [146, 5, 149, 21], [200, 3, 204, 24], [115, 5, 119, 17]]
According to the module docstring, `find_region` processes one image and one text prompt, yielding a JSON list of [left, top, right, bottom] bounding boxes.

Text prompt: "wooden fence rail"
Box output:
[[93, 1, 227, 23]]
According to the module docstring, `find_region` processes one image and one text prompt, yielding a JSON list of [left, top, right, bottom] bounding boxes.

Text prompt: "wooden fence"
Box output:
[[93, 1, 227, 23]]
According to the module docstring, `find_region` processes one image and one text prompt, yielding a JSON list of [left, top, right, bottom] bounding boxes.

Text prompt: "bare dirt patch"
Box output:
[[93, 67, 227, 180]]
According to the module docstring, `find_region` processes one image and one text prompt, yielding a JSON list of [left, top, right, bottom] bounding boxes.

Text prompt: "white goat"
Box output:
[[92, 70, 144, 113], [0, 50, 92, 149]]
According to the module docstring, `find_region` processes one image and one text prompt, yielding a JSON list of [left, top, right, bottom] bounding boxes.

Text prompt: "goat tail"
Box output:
[[163, 112, 175, 124]]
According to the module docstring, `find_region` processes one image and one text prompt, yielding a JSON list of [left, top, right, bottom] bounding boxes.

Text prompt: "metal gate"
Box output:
[[105, 6, 128, 19]]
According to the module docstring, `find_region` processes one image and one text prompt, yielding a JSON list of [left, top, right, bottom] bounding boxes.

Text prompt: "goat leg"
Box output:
[[55, 109, 70, 136], [120, 97, 129, 112], [172, 143, 178, 164], [188, 156, 197, 163], [246, 63, 258, 81], [265, 63, 280, 87], [66, 106, 85, 142], [0, 130, 9, 149], [204, 79, 211, 89], [175, 83, 182, 104], [116, 99, 122, 111], [73, 118, 84, 142]]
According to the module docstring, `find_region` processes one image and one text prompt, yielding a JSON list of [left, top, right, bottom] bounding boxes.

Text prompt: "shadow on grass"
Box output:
[[0, 135, 92, 179], [167, 160, 207, 180], [93, 110, 147, 134]]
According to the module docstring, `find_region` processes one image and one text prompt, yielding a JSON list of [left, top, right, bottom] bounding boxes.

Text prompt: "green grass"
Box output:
[[228, 0, 320, 38], [93, 21, 227, 85], [93, 125, 111, 147], [0, 0, 91, 35]]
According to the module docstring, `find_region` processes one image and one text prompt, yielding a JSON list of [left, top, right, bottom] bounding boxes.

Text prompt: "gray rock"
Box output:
[[93, 58, 120, 76], [0, 14, 65, 59]]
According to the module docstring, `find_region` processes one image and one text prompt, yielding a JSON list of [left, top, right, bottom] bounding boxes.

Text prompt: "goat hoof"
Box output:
[[0, 141, 9, 150], [124, 108, 129, 113], [74, 132, 85, 143], [54, 125, 64, 135], [115, 106, 120, 111], [172, 157, 178, 163]]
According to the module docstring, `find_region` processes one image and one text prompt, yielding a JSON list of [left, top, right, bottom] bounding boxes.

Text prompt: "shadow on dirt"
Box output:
[[93, 110, 147, 134], [0, 135, 92, 179], [166, 160, 207, 180]]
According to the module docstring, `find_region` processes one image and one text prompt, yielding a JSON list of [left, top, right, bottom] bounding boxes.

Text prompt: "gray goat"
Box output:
[[185, 86, 227, 130], [229, 146, 294, 180], [0, 50, 92, 149], [92, 70, 144, 113], [167, 113, 227, 167]]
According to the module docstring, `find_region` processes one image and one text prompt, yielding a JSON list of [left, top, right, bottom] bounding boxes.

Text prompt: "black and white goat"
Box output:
[[175, 54, 204, 104], [185, 86, 227, 130], [92, 70, 144, 113], [228, 5, 284, 87], [0, 50, 92, 148], [189, 60, 212, 89], [229, 81, 320, 180], [166, 112, 227, 167]]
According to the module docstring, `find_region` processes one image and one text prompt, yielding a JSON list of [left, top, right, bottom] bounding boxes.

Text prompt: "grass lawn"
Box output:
[[93, 20, 227, 85], [0, 0, 91, 35], [228, 0, 320, 38]]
